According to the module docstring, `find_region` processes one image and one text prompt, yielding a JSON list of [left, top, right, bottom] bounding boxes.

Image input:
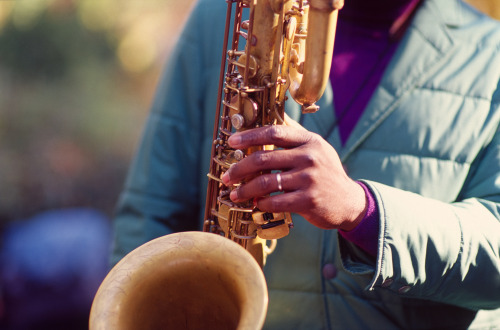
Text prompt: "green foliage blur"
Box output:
[[0, 0, 194, 224], [0, 10, 113, 78]]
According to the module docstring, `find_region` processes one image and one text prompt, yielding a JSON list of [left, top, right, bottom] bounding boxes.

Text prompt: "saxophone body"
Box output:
[[90, 1, 342, 329]]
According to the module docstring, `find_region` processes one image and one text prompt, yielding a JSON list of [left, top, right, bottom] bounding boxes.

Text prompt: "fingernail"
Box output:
[[230, 189, 239, 201], [222, 172, 230, 185], [228, 134, 241, 147]]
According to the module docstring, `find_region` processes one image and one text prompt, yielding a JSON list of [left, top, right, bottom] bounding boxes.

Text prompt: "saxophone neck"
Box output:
[[288, 0, 343, 112]]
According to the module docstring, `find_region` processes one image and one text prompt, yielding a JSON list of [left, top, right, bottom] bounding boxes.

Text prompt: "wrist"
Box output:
[[338, 181, 380, 256], [341, 180, 368, 231]]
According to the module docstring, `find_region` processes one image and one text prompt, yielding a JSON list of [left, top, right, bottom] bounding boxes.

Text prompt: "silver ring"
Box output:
[[276, 172, 283, 192]]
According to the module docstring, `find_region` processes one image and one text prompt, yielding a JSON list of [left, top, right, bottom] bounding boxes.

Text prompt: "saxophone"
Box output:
[[204, 0, 342, 268], [89, 1, 342, 329]]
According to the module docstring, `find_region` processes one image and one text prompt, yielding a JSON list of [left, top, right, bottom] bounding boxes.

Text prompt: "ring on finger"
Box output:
[[276, 172, 283, 192]]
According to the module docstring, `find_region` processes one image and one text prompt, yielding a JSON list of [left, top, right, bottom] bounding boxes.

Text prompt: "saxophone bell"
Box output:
[[89, 232, 267, 330]]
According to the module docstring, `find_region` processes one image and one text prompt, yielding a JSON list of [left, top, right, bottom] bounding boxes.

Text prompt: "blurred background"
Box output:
[[0, 0, 195, 328]]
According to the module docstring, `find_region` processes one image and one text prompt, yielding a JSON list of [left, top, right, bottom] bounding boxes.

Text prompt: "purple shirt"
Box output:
[[332, 0, 422, 256]]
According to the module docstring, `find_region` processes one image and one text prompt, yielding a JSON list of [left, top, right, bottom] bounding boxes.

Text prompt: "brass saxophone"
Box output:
[[204, 0, 342, 269], [89, 0, 342, 329]]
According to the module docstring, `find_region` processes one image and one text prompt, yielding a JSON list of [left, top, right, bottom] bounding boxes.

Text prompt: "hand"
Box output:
[[221, 116, 367, 231]]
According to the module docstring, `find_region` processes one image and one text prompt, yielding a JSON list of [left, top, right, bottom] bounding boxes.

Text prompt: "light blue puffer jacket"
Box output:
[[112, 0, 500, 328]]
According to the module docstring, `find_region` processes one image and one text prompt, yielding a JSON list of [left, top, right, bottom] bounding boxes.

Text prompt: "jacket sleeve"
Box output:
[[110, 3, 209, 266], [341, 99, 500, 311]]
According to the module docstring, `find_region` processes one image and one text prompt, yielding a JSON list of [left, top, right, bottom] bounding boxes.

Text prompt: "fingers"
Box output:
[[254, 190, 304, 215], [229, 173, 278, 202], [223, 124, 318, 186], [222, 148, 315, 186], [217, 121, 364, 230], [229, 171, 290, 202], [228, 124, 315, 150], [222, 150, 284, 185]]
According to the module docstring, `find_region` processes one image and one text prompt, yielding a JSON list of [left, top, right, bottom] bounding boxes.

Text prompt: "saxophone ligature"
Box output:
[[89, 1, 342, 329]]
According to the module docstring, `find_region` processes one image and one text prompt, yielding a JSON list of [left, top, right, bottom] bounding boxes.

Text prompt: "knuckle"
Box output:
[[302, 189, 321, 209], [267, 125, 285, 142], [258, 175, 273, 191], [307, 132, 322, 144], [301, 153, 317, 167], [253, 151, 270, 167], [310, 192, 323, 209], [299, 171, 314, 185]]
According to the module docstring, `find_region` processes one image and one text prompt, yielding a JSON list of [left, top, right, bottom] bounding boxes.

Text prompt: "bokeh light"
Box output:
[[0, 0, 195, 220], [0, 0, 196, 328]]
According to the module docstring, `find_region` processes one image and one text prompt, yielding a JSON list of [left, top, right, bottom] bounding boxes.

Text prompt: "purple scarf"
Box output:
[[330, 0, 422, 144]]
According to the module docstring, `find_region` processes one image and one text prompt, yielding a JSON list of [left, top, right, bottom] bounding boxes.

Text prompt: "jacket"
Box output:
[[112, 0, 500, 328]]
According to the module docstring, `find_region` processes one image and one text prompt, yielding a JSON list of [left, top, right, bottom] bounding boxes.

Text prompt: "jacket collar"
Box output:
[[313, 0, 479, 161]]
